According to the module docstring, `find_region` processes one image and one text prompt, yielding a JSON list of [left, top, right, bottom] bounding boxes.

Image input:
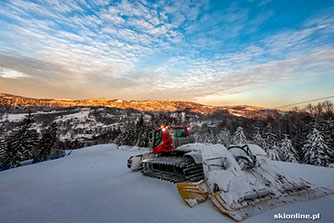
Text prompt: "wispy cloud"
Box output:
[[0, 0, 333, 106]]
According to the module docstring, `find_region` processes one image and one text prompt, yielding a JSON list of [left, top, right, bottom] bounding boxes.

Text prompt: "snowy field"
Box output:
[[0, 144, 333, 223]]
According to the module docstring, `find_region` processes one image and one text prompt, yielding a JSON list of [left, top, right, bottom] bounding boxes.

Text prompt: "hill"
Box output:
[[0, 92, 273, 117]]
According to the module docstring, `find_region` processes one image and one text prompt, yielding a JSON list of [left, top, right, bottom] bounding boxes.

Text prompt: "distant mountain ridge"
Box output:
[[0, 93, 273, 117]]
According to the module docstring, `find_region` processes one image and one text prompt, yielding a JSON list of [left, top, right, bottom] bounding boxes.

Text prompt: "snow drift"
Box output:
[[0, 144, 333, 223]]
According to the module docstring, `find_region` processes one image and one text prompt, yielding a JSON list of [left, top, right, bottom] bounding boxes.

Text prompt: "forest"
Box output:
[[0, 101, 333, 169]]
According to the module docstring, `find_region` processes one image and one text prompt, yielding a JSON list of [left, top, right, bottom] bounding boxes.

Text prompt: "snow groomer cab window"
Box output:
[[153, 129, 163, 147], [174, 128, 187, 137]]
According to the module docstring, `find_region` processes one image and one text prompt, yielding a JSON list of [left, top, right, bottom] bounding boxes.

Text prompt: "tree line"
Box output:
[[193, 101, 334, 167], [118, 101, 334, 167], [1, 101, 333, 168]]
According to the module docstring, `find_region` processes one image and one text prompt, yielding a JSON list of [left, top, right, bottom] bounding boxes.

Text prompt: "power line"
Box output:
[[275, 96, 334, 109]]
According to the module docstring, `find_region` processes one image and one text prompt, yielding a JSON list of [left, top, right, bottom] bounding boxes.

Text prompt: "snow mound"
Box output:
[[177, 143, 333, 220]]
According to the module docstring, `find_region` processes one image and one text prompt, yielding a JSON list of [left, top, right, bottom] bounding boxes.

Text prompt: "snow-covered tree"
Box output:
[[302, 128, 330, 166], [217, 129, 231, 147], [328, 119, 334, 163], [304, 119, 334, 163], [280, 134, 297, 162], [133, 116, 153, 147], [0, 137, 6, 166], [136, 126, 153, 147], [264, 124, 281, 160], [35, 122, 58, 161], [51, 140, 65, 158], [232, 127, 248, 145], [193, 132, 203, 143], [202, 132, 215, 143], [267, 145, 281, 161], [121, 121, 138, 146], [1, 113, 40, 167], [264, 124, 278, 149], [252, 127, 265, 148]]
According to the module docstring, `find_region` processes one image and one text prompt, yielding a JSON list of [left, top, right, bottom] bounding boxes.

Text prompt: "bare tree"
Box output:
[[322, 101, 333, 114], [314, 103, 323, 117], [305, 103, 314, 117], [292, 106, 299, 112]]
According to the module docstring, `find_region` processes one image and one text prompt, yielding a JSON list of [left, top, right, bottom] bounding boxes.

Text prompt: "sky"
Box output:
[[0, 0, 333, 108]]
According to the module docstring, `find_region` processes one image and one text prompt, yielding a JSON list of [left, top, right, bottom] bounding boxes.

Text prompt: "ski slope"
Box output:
[[0, 144, 333, 223]]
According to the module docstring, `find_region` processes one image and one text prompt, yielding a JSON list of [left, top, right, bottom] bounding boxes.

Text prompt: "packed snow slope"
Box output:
[[0, 144, 333, 223]]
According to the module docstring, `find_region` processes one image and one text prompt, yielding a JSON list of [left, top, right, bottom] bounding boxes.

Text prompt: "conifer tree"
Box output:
[[0, 137, 6, 166], [267, 145, 282, 161], [232, 127, 248, 145], [121, 121, 137, 146], [252, 127, 265, 148], [303, 128, 330, 166], [204, 132, 214, 143], [135, 115, 150, 147], [264, 124, 278, 149], [1, 113, 40, 167], [264, 124, 281, 160], [280, 134, 297, 162], [217, 129, 231, 147], [35, 122, 58, 161]]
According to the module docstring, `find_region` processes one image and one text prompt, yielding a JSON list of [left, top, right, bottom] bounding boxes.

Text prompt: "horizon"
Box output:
[[3, 91, 334, 111], [0, 0, 333, 108]]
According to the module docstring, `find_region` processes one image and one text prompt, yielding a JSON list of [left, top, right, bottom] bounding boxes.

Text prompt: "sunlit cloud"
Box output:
[[0, 0, 333, 107], [0, 68, 30, 79]]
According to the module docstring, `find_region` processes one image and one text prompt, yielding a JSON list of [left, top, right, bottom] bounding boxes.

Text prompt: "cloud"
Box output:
[[0, 0, 332, 106], [0, 68, 30, 79], [126, 46, 334, 102]]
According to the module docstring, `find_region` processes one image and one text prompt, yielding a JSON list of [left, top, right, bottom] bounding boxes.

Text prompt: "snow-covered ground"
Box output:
[[55, 110, 91, 122], [1, 110, 62, 122], [0, 144, 333, 223], [1, 113, 27, 122]]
